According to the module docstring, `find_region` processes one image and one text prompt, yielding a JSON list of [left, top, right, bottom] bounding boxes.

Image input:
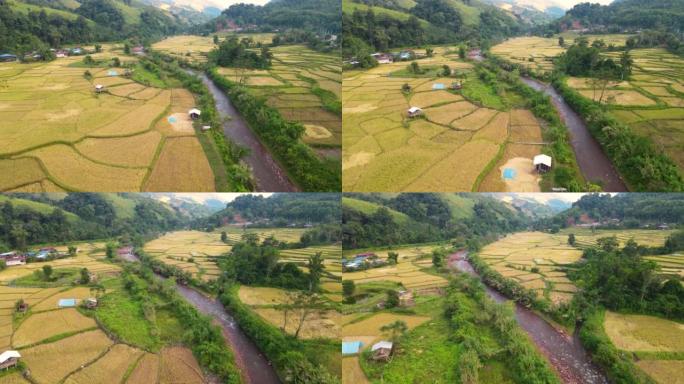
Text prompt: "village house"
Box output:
[[54, 49, 69, 58], [371, 341, 393, 362], [0, 350, 21, 370], [398, 290, 414, 307], [70, 47, 83, 55], [132, 45, 145, 55], [189, 108, 201, 120], [0, 53, 17, 62], [85, 298, 98, 309], [533, 154, 552, 173], [371, 53, 393, 64], [407, 106, 423, 118], [396, 50, 415, 61]]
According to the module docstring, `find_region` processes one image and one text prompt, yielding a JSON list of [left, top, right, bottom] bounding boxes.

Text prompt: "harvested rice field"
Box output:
[[343, 245, 448, 290], [479, 232, 583, 304], [153, 36, 342, 156], [491, 34, 631, 73], [573, 48, 684, 172], [557, 227, 674, 248], [0, 44, 216, 192], [343, 47, 549, 192], [603, 311, 684, 384], [143, 230, 230, 282]]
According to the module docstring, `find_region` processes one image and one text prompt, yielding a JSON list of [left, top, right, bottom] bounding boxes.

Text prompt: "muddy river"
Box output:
[[194, 71, 297, 192], [448, 251, 608, 384], [520, 77, 627, 192]]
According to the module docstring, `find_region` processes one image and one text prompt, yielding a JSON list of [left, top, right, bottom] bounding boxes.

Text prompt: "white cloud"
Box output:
[[154, 193, 272, 204]]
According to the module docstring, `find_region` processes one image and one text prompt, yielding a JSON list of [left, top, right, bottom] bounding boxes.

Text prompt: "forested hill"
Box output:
[[195, 193, 341, 229], [0, 193, 194, 251], [197, 0, 341, 34], [342, 193, 529, 249], [0, 0, 188, 54], [342, 0, 535, 57], [540, 193, 684, 229], [552, 0, 684, 33]]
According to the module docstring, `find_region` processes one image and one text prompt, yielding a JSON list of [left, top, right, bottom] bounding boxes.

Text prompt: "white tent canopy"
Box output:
[[371, 341, 393, 351], [188, 108, 201, 116], [0, 351, 20, 364], [533, 154, 552, 167]]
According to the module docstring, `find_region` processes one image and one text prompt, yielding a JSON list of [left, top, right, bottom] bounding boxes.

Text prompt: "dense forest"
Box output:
[[198, 0, 341, 35], [341, 0, 525, 61], [538, 193, 684, 229], [0, 0, 182, 54], [194, 193, 341, 230], [342, 193, 528, 249], [0, 193, 188, 251]]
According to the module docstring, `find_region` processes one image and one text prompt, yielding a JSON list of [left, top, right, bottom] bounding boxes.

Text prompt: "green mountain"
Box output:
[[0, 0, 189, 54], [195, 193, 341, 229], [0, 193, 190, 251], [342, 193, 528, 249], [553, 0, 684, 33]]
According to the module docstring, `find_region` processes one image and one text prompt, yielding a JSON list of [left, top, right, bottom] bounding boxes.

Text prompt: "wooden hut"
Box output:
[[533, 154, 552, 173], [407, 106, 423, 118], [0, 351, 21, 370], [371, 341, 394, 362], [188, 108, 201, 120]]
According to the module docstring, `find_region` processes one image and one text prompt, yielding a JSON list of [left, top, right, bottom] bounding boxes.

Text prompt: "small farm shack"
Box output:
[[533, 154, 552, 173], [15, 300, 28, 313], [85, 298, 98, 309], [0, 351, 21, 370], [398, 290, 414, 307], [95, 84, 105, 93], [189, 108, 201, 120], [450, 81, 463, 90], [407, 107, 423, 118], [371, 341, 394, 362]]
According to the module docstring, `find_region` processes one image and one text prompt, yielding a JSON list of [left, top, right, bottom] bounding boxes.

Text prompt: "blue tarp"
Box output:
[[342, 341, 363, 355], [432, 83, 445, 90], [168, 116, 177, 123], [107, 70, 118, 76], [58, 299, 76, 307], [503, 168, 516, 180]]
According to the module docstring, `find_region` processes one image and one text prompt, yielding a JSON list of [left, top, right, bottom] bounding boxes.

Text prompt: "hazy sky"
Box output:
[[512, 0, 612, 11], [162, 193, 272, 203]]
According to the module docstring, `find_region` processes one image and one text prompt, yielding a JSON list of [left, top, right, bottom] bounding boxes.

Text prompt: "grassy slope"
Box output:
[[8, 0, 82, 20], [0, 195, 79, 221], [342, 197, 411, 224], [440, 194, 475, 220], [99, 194, 137, 220], [445, 0, 481, 26], [342, 0, 430, 27]]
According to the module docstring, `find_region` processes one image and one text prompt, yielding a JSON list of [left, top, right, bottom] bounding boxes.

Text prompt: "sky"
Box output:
[[510, 0, 612, 11], [157, 193, 272, 204]]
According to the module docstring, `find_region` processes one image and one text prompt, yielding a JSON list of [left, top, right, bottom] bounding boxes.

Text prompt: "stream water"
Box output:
[[126, 253, 280, 384], [191, 70, 297, 192], [520, 77, 627, 192], [448, 251, 608, 384]]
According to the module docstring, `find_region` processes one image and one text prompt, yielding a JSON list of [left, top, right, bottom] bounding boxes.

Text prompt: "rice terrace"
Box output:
[[0, 44, 217, 192], [343, 47, 573, 192]]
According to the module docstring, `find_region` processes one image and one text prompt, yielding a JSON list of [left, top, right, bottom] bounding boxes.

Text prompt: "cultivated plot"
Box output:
[[0, 44, 215, 192]]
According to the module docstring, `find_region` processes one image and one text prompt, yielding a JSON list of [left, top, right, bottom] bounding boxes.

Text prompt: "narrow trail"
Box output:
[[448, 251, 608, 384], [520, 78, 627, 192], [193, 70, 298, 192]]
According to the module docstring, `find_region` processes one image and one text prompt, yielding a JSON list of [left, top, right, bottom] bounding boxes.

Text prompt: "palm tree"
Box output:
[[380, 320, 408, 343]]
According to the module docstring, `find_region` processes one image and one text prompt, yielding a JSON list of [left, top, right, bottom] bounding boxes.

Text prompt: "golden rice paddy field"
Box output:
[[603, 311, 684, 384], [144, 228, 340, 283], [343, 47, 546, 192], [479, 232, 583, 305], [143, 230, 230, 282], [343, 245, 448, 290], [568, 48, 684, 171], [151, 33, 276, 64], [153, 36, 342, 153], [0, 44, 215, 192], [0, 243, 205, 384], [237, 286, 340, 339], [481, 229, 678, 305], [491, 34, 631, 73]]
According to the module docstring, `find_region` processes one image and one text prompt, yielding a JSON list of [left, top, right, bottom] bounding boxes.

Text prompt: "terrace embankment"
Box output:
[[448, 251, 608, 384], [194, 71, 297, 192], [521, 77, 627, 191]]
